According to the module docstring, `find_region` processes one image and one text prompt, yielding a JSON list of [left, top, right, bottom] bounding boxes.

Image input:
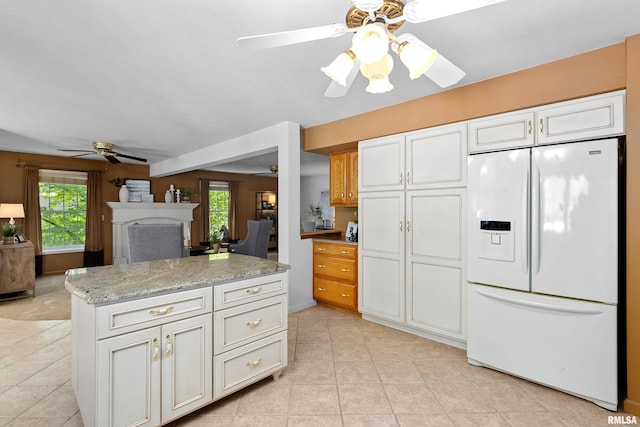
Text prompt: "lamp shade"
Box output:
[[0, 203, 25, 221], [351, 23, 389, 64], [398, 41, 438, 79], [321, 50, 356, 86]]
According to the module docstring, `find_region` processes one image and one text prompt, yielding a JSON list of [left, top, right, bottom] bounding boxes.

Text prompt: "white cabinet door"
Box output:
[[161, 314, 212, 423], [359, 134, 405, 192], [405, 189, 466, 340], [405, 123, 467, 189], [469, 110, 535, 153], [536, 90, 625, 145], [97, 327, 161, 427], [359, 192, 405, 322]]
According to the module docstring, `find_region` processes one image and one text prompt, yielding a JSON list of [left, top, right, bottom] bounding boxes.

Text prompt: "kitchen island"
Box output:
[[66, 253, 289, 427]]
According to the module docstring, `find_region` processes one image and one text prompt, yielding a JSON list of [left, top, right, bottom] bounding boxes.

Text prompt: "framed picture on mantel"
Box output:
[[125, 179, 151, 202]]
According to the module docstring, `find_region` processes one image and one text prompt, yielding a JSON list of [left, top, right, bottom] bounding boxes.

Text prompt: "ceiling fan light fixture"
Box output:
[[351, 23, 389, 64], [365, 75, 394, 94], [321, 50, 356, 86], [360, 53, 394, 80], [398, 40, 438, 79], [351, 0, 384, 12]]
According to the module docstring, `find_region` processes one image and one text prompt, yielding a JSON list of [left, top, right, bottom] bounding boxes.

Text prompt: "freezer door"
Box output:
[[467, 149, 530, 291], [531, 138, 618, 304]]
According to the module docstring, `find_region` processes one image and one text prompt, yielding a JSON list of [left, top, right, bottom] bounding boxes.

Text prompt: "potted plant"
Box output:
[[180, 188, 196, 202], [2, 222, 17, 244], [209, 229, 221, 253], [109, 177, 129, 202]]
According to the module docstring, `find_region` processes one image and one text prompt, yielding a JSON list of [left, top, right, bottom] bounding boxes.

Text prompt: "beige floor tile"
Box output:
[[289, 384, 340, 415], [374, 360, 423, 383], [396, 413, 455, 426], [383, 383, 444, 415], [291, 359, 336, 384], [360, 328, 400, 343], [294, 343, 332, 361], [338, 383, 393, 415], [236, 379, 292, 416], [515, 379, 607, 412], [428, 382, 495, 414], [413, 359, 467, 383], [61, 414, 85, 427], [329, 328, 365, 343], [475, 380, 547, 412], [367, 342, 412, 361], [342, 414, 399, 426], [174, 414, 236, 426], [331, 342, 371, 361], [287, 414, 343, 427], [296, 328, 330, 344], [499, 411, 565, 426], [3, 417, 71, 427], [21, 355, 71, 387], [447, 413, 511, 426], [335, 360, 380, 384], [0, 385, 57, 417], [22, 385, 79, 418]]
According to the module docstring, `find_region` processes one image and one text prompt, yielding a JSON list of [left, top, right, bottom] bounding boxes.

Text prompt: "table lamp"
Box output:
[[0, 203, 25, 226]]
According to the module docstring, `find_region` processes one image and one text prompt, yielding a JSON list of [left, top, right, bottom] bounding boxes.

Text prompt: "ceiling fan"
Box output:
[[252, 165, 279, 177], [237, 0, 506, 97], [58, 141, 148, 164]]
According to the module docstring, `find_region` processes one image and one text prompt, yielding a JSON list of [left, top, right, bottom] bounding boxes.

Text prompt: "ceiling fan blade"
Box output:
[[237, 24, 351, 49], [57, 149, 94, 153], [324, 60, 360, 98], [402, 0, 506, 23], [114, 152, 148, 163], [105, 155, 121, 164]]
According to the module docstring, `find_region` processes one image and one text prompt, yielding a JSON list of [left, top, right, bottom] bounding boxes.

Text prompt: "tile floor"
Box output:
[[0, 305, 630, 426]]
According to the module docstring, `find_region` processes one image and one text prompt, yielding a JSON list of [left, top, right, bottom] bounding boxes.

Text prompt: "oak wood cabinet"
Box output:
[[313, 241, 358, 313], [330, 150, 358, 206]]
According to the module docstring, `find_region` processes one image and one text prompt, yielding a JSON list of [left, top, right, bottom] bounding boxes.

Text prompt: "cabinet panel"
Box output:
[[161, 315, 212, 423], [536, 91, 625, 145], [359, 192, 404, 256], [359, 255, 404, 322], [469, 110, 535, 153], [214, 295, 287, 355], [407, 190, 464, 262], [214, 274, 286, 309], [359, 135, 404, 192], [330, 152, 347, 205], [97, 327, 161, 427], [214, 331, 287, 400], [347, 151, 359, 204], [406, 124, 467, 189], [407, 262, 464, 338]]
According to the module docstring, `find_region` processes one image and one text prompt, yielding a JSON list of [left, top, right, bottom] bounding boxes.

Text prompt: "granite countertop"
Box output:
[[312, 238, 358, 246], [65, 253, 290, 305]]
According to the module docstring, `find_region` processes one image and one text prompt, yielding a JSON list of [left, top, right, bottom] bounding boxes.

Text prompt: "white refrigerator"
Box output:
[[467, 138, 621, 410]]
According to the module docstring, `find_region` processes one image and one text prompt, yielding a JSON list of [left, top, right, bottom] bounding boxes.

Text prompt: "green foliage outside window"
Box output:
[[209, 187, 229, 236], [39, 182, 87, 248]]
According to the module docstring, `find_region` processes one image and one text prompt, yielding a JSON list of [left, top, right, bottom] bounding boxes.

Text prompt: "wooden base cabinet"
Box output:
[[313, 241, 358, 312]]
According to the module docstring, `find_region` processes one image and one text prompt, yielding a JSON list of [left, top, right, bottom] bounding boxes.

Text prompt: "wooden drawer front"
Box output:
[[214, 273, 287, 310], [314, 278, 357, 311], [314, 255, 357, 282], [214, 331, 287, 400], [313, 242, 357, 259], [97, 287, 212, 339], [214, 295, 287, 355]]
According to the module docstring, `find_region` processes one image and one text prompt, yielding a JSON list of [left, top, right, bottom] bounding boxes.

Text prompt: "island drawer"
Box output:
[[214, 294, 287, 355], [214, 273, 287, 309], [96, 287, 213, 339], [213, 331, 287, 400]]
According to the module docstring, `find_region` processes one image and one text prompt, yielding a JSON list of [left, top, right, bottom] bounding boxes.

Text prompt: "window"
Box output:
[[39, 170, 88, 253], [209, 182, 229, 235]]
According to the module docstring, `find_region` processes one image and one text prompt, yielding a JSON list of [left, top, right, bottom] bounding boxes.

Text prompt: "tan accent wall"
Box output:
[[0, 151, 276, 275], [303, 37, 639, 415]]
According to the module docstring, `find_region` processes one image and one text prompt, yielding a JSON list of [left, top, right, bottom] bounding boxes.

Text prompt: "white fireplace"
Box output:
[[106, 202, 198, 264]]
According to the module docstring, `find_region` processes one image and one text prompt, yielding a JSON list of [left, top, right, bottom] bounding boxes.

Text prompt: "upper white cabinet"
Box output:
[[360, 123, 468, 192], [469, 90, 625, 153]]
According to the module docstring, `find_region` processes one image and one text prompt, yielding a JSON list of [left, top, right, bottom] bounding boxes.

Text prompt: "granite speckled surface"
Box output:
[[65, 253, 289, 305]]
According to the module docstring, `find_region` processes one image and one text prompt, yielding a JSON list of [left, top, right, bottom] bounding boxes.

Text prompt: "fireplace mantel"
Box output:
[[106, 202, 198, 264]]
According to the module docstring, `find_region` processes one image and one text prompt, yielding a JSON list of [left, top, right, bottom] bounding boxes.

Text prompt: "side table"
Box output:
[[0, 241, 36, 300]]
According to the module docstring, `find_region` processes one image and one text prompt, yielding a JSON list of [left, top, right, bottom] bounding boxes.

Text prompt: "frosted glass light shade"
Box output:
[[321, 50, 356, 86], [352, 23, 389, 64], [365, 76, 394, 93], [398, 41, 438, 79], [360, 53, 394, 80]]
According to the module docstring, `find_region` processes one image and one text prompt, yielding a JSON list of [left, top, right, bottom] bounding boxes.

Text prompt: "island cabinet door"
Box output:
[[161, 314, 213, 423], [96, 327, 162, 427]]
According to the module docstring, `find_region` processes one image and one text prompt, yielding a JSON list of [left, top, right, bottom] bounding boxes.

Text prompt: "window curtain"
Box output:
[[229, 181, 238, 240], [198, 178, 210, 244], [22, 166, 43, 276], [84, 170, 104, 267]]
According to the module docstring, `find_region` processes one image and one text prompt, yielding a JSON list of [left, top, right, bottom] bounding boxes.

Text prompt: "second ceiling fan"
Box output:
[[237, 0, 506, 97]]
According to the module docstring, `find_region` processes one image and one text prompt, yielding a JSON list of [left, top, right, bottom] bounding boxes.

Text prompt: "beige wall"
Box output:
[[303, 37, 639, 415], [0, 150, 277, 275]]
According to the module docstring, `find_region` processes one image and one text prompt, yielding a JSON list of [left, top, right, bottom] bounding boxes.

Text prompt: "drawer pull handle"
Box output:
[[153, 338, 159, 361], [317, 247, 326, 251], [165, 334, 173, 358], [341, 268, 350, 272], [246, 357, 262, 367], [317, 264, 326, 268], [246, 287, 262, 295], [149, 306, 174, 316], [341, 293, 350, 298], [340, 250, 350, 254], [539, 118, 544, 134], [246, 318, 263, 328], [317, 287, 326, 291]]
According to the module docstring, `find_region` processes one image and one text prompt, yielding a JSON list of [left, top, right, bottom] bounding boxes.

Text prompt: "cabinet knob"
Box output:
[[528, 120, 532, 135], [246, 357, 262, 368], [341, 293, 350, 298], [317, 287, 326, 291], [317, 247, 326, 251], [246, 318, 263, 328], [340, 250, 350, 254], [246, 287, 262, 295], [341, 268, 350, 272], [539, 118, 544, 134], [317, 264, 326, 268], [406, 221, 411, 232]]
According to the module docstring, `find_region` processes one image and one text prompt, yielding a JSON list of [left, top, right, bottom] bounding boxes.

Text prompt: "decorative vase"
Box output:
[[3, 236, 15, 244], [118, 185, 129, 202], [165, 190, 172, 203]]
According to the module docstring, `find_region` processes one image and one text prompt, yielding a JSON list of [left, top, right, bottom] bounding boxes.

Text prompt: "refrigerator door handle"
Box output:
[[532, 165, 541, 275], [522, 167, 529, 274], [475, 288, 607, 315]]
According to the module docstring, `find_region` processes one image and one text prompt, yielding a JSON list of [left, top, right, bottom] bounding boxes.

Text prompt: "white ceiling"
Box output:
[[1, 0, 639, 174]]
